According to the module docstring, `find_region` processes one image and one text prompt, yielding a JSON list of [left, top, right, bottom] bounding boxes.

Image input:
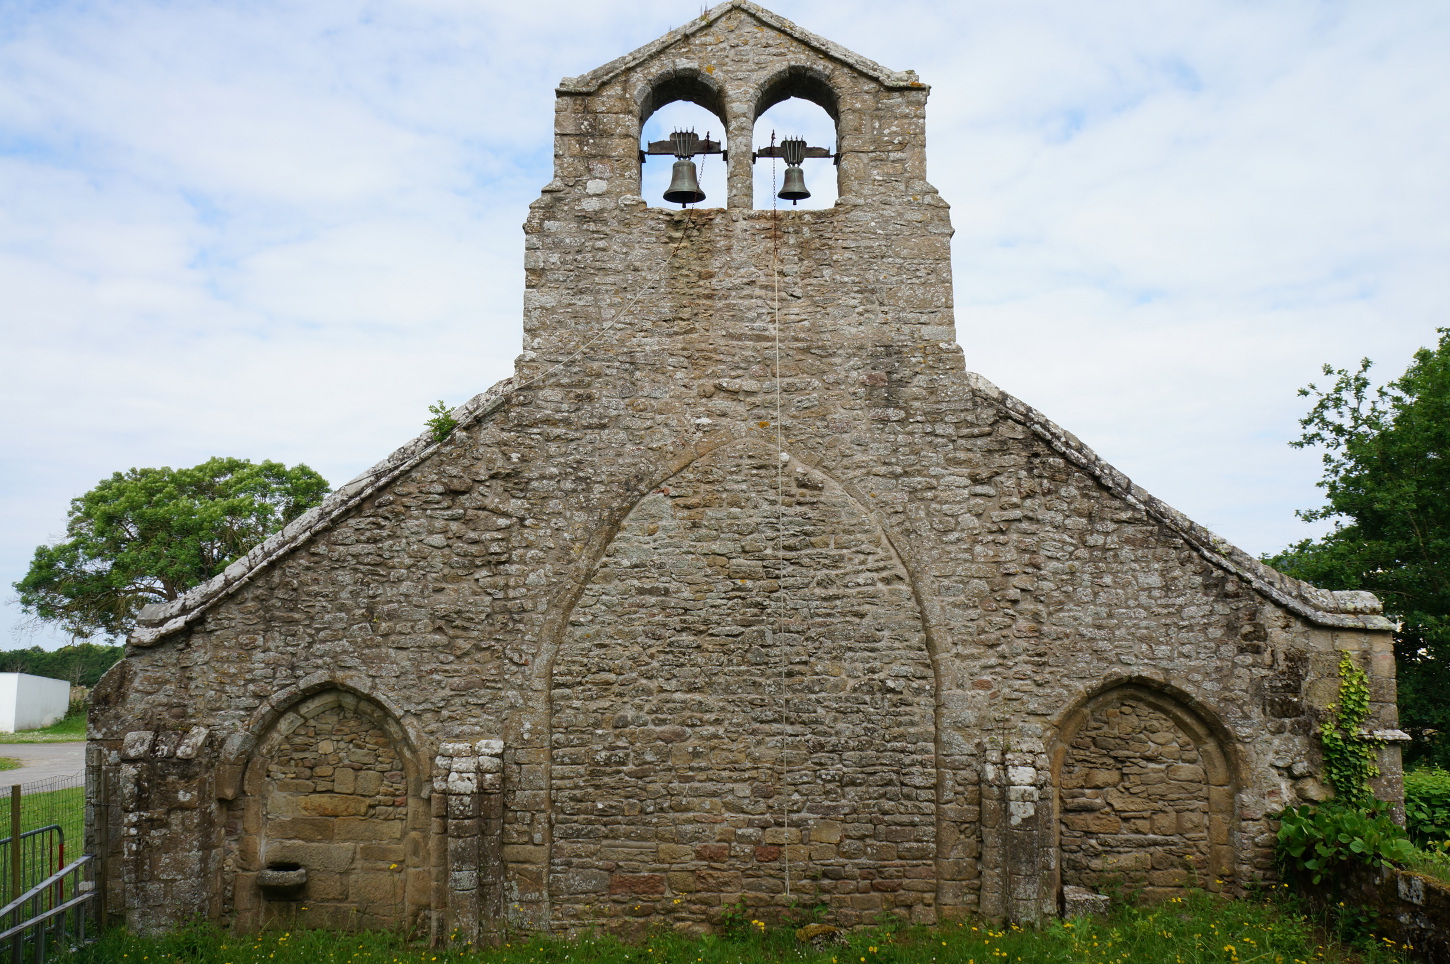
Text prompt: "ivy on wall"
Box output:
[[1319, 651, 1383, 809]]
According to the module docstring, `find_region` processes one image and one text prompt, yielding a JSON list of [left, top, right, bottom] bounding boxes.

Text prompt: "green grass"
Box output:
[[0, 757, 20, 772], [60, 890, 1408, 964], [17, 785, 84, 844], [0, 785, 85, 842], [0, 710, 87, 744]]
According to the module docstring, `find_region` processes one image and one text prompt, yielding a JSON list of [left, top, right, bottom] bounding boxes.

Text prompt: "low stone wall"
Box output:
[[1337, 866, 1450, 963]]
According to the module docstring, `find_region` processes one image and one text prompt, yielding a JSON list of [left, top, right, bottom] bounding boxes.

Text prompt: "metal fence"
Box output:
[[0, 773, 93, 961], [0, 827, 65, 910], [0, 855, 92, 963]]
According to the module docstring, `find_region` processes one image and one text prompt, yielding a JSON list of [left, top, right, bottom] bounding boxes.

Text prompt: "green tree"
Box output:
[[14, 457, 329, 641], [0, 643, 124, 687], [1266, 328, 1450, 766]]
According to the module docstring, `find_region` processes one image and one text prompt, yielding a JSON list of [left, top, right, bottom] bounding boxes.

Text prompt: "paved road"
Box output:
[[0, 743, 84, 790]]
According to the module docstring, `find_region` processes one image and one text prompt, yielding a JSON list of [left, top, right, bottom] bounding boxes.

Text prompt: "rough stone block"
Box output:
[[1062, 886, 1110, 917], [352, 873, 402, 903], [336, 816, 403, 840], [299, 794, 369, 818], [266, 842, 354, 873], [610, 874, 666, 895], [555, 869, 610, 894], [121, 732, 155, 760], [267, 817, 336, 842], [658, 844, 693, 863]]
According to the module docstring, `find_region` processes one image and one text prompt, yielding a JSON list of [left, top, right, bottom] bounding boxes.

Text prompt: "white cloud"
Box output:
[[2, 0, 1447, 648]]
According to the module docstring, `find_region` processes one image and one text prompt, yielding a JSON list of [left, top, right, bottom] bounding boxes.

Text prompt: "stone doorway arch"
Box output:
[[1049, 682, 1237, 903], [232, 689, 431, 932]]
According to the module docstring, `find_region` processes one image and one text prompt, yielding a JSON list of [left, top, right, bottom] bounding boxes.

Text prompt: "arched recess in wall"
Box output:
[[229, 688, 431, 932], [1049, 681, 1239, 902], [753, 66, 839, 210], [544, 436, 951, 930], [636, 68, 728, 209]]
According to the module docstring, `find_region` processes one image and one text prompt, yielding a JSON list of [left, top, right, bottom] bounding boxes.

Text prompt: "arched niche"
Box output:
[[752, 66, 840, 210], [230, 689, 432, 932], [1049, 682, 1238, 903], [636, 69, 728, 209]]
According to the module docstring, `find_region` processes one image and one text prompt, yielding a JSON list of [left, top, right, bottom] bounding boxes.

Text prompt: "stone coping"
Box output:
[[964, 372, 1393, 632], [555, 0, 926, 96], [128, 369, 1391, 649], [129, 378, 516, 647]]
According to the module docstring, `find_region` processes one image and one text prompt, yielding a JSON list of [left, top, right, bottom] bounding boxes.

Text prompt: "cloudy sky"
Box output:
[[2, 0, 1447, 650]]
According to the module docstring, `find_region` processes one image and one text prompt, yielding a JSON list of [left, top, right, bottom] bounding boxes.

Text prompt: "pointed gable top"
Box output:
[[557, 0, 926, 95]]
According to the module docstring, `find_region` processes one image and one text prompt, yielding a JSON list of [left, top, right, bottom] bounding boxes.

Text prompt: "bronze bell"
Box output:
[[778, 165, 810, 203], [777, 136, 810, 204], [663, 159, 705, 206]]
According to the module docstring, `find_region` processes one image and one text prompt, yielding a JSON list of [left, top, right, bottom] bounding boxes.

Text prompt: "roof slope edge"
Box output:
[[557, 0, 924, 95], [128, 369, 1390, 648], [963, 372, 1393, 632], [128, 377, 516, 648]]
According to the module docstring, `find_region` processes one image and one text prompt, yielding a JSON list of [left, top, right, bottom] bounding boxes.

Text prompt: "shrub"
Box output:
[[1406, 767, 1450, 845], [1276, 803, 1416, 885]]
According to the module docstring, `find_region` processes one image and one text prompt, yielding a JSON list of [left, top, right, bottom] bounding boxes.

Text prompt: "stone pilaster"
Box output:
[[434, 740, 504, 941]]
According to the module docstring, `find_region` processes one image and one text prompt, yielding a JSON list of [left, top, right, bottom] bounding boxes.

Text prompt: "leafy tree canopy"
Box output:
[[13, 457, 329, 642], [1265, 328, 1450, 766], [0, 643, 123, 688]]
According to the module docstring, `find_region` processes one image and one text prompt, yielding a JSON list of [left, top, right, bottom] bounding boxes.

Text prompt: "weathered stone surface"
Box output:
[[1061, 886, 1110, 918], [88, 0, 1401, 940]]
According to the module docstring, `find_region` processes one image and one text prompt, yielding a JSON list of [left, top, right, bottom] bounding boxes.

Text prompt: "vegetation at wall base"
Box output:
[[1271, 654, 1424, 938], [60, 890, 1408, 964], [1276, 803, 1416, 886]]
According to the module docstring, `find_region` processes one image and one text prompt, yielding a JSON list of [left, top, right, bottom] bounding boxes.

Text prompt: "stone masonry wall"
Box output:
[[550, 442, 939, 929], [89, 0, 1401, 940], [1059, 700, 1214, 900]]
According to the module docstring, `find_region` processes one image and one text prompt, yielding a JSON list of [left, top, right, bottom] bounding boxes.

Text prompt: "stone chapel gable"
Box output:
[[89, 0, 1401, 940]]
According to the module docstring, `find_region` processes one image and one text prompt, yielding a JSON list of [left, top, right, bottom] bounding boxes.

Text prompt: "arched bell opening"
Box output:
[[637, 70, 728, 210], [752, 67, 840, 210]]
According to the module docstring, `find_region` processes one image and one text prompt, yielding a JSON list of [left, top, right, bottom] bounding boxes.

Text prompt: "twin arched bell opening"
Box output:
[[644, 129, 832, 207]]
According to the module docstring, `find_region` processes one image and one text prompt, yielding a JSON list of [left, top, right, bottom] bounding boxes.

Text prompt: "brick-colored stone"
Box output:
[[609, 874, 666, 895]]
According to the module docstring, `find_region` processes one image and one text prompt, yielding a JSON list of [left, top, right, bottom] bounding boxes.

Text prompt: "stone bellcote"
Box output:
[[548, 1, 935, 209], [521, 0, 956, 377]]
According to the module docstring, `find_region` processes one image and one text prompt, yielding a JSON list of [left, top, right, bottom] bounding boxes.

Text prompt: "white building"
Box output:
[[0, 673, 70, 732]]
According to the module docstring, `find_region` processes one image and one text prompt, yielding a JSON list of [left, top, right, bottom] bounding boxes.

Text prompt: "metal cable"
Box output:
[[769, 133, 791, 898]]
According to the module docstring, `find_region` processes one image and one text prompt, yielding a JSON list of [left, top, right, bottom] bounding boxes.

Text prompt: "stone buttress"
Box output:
[[87, 0, 1402, 939]]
